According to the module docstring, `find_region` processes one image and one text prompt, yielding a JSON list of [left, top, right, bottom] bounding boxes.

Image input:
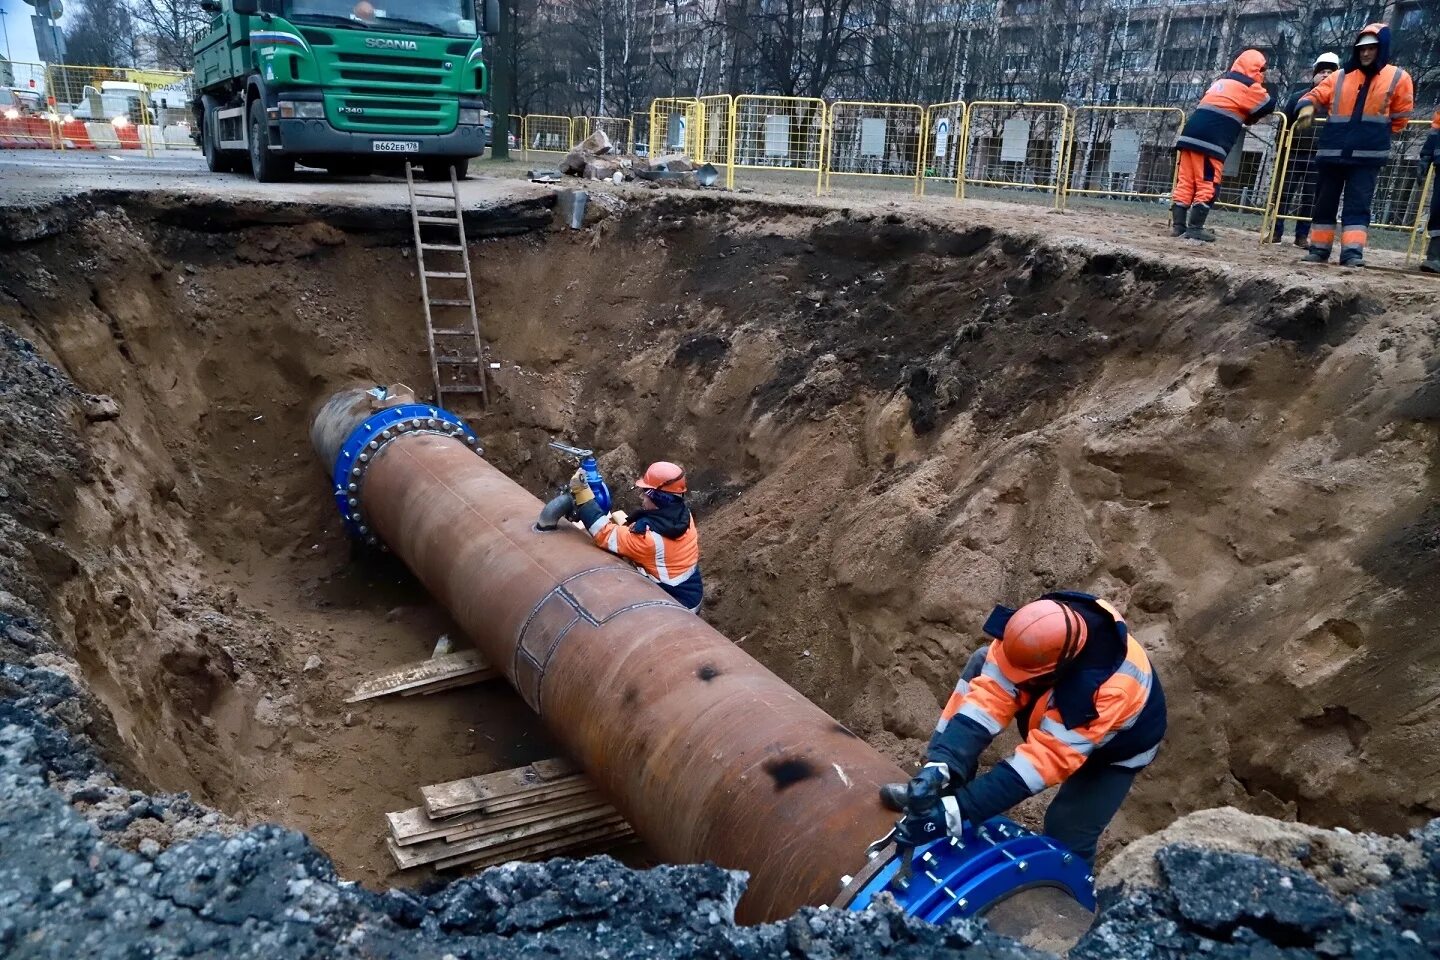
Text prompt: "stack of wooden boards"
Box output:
[[386, 758, 635, 870]]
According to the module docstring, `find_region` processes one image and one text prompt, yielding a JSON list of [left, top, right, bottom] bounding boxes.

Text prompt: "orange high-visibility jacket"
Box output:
[[935, 594, 1164, 796], [1300, 23, 1414, 165], [587, 512, 703, 609], [1175, 49, 1276, 161]]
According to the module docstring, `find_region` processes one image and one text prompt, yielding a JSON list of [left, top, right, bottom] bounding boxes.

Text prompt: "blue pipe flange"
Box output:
[[331, 403, 483, 546], [842, 817, 1094, 924]]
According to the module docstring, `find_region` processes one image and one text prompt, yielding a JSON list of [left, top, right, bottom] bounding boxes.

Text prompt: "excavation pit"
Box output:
[[1, 189, 1436, 901]]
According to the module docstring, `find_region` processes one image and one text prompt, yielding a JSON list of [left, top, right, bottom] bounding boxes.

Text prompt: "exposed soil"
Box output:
[[0, 187, 1437, 898]]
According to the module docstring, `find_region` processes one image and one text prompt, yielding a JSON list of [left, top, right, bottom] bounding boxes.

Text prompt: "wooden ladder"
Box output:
[[405, 161, 489, 406]]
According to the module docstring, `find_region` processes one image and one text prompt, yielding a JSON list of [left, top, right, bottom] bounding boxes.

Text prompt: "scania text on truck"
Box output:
[[191, 0, 500, 182]]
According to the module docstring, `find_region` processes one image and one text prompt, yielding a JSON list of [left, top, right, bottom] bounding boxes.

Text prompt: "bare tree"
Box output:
[[65, 0, 140, 67], [129, 0, 209, 69]]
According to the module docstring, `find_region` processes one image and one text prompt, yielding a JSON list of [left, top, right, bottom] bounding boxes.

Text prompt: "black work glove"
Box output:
[[894, 763, 961, 847]]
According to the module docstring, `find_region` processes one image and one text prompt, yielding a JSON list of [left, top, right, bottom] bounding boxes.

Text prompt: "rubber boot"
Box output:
[[1339, 248, 1366, 268], [1183, 204, 1216, 242], [880, 782, 908, 812], [1420, 236, 1440, 274], [1170, 204, 1188, 237]]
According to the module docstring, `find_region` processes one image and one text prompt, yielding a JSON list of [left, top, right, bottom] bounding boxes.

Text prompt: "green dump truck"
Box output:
[[192, 0, 498, 182]]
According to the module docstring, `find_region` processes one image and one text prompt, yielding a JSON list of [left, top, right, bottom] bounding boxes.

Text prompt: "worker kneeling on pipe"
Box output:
[[570, 461, 704, 612], [882, 593, 1166, 864]]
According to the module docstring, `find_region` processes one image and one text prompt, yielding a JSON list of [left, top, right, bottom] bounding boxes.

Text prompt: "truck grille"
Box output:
[[324, 50, 458, 133]]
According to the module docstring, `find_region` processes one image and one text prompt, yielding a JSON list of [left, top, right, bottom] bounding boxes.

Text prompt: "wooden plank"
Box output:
[[345, 650, 495, 703], [398, 671, 498, 697], [441, 819, 635, 871], [421, 760, 580, 817], [428, 779, 596, 820], [435, 816, 633, 871], [439, 798, 614, 844], [389, 807, 625, 870], [389, 792, 611, 846]]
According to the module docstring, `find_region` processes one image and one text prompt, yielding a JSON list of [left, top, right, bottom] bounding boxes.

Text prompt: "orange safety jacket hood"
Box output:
[[1231, 49, 1266, 83]]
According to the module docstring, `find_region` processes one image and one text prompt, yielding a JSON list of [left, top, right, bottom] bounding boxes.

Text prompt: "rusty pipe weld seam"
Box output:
[[331, 422, 905, 921]]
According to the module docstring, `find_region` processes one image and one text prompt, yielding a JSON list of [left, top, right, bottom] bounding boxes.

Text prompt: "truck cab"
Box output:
[[192, 0, 498, 182]]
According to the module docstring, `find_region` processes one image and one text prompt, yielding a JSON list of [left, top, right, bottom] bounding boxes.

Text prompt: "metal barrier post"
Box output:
[[824, 101, 926, 195], [1405, 166, 1435, 266]]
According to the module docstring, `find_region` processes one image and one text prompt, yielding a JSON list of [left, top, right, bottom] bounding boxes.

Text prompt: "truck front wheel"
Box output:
[[248, 100, 294, 183]]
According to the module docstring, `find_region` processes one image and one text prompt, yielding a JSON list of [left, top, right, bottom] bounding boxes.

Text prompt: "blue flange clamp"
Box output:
[[842, 817, 1095, 924], [330, 402, 482, 544]]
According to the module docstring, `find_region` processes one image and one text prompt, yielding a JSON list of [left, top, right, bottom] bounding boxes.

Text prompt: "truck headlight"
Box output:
[[279, 101, 324, 119], [458, 107, 483, 125]]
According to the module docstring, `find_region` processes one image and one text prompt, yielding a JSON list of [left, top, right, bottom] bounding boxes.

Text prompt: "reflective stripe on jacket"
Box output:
[[1175, 51, 1275, 161], [587, 512, 703, 609]]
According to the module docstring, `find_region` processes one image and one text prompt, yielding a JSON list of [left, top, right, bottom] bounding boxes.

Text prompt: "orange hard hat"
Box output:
[[636, 461, 687, 494], [997, 599, 1087, 680]]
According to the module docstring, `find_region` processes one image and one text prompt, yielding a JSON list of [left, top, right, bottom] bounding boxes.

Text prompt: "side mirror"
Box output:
[[484, 0, 500, 35], [232, 0, 259, 14]]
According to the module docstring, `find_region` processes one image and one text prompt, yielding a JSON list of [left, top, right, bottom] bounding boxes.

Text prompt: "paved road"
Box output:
[[0, 149, 552, 210]]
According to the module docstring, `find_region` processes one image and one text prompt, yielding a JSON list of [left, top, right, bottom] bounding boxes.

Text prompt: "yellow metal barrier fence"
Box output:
[[1061, 106, 1184, 211], [824, 101, 925, 195], [1406, 167, 1436, 265], [44, 64, 196, 154], [523, 114, 575, 156], [959, 101, 1069, 206], [649, 97, 702, 159], [1266, 117, 1433, 252], [921, 100, 966, 193], [697, 94, 733, 170], [727, 95, 826, 194], [575, 116, 632, 150], [1211, 113, 1287, 220]]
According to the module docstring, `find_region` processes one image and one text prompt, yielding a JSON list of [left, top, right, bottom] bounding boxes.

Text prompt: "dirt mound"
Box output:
[[1073, 809, 1440, 958]]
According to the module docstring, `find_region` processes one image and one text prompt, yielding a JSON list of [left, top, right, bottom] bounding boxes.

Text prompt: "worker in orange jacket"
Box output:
[[1295, 24, 1415, 267], [883, 593, 1166, 864], [571, 461, 703, 611], [1171, 49, 1275, 242]]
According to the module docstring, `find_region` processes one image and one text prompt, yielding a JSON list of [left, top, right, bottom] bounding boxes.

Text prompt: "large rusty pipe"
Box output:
[[313, 389, 904, 921]]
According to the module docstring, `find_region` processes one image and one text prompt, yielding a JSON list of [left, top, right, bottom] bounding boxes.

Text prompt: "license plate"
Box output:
[[372, 140, 420, 153]]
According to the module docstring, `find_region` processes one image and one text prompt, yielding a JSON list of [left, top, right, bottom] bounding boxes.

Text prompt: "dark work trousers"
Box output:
[[956, 645, 1140, 865], [1309, 163, 1381, 260]]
